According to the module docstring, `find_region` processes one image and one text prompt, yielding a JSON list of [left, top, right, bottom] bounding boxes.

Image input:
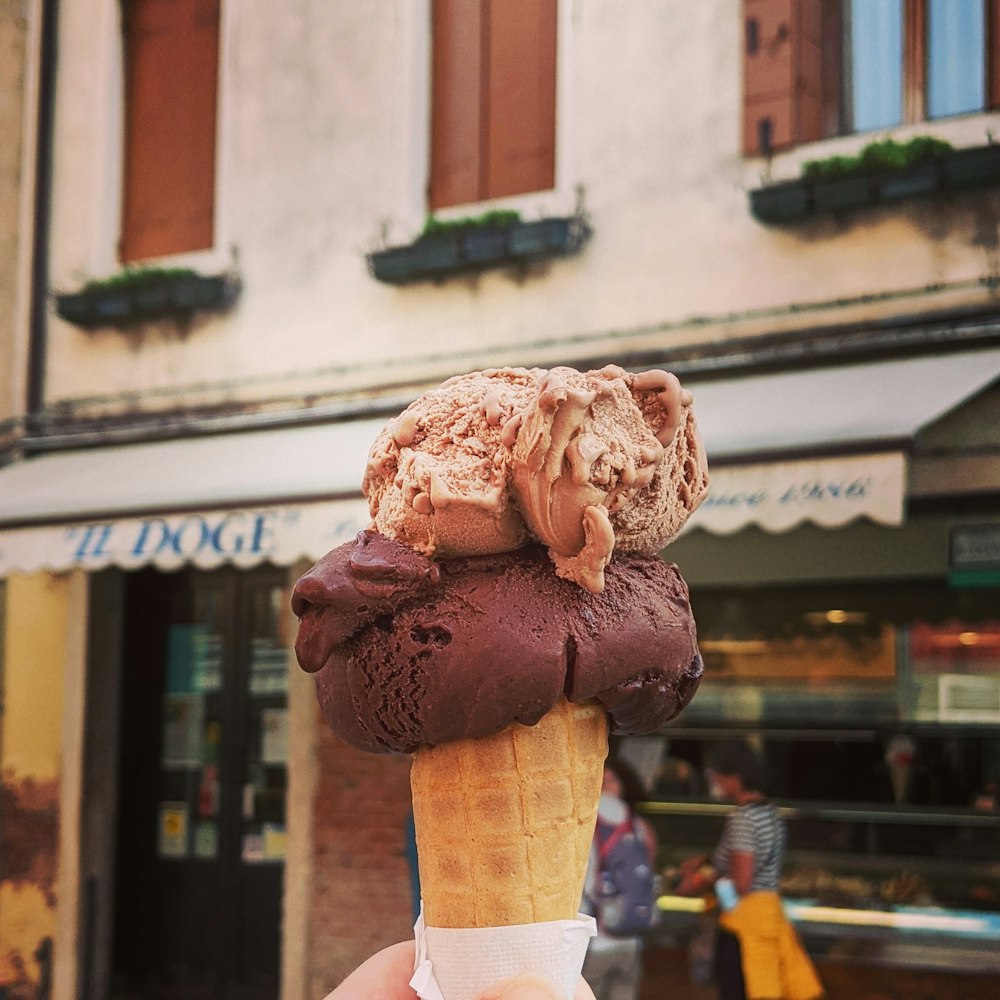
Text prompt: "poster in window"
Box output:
[[166, 624, 196, 695], [242, 832, 264, 864], [158, 803, 189, 858], [161, 693, 205, 768], [263, 823, 287, 861], [192, 627, 223, 692], [260, 707, 289, 765], [193, 820, 219, 860], [248, 637, 289, 696]]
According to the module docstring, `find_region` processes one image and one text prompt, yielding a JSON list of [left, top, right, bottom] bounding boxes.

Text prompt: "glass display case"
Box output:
[[626, 579, 1000, 973]]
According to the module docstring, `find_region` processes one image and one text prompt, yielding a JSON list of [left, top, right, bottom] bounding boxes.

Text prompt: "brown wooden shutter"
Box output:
[[121, 0, 220, 262], [429, 0, 557, 209], [988, 0, 1000, 108], [485, 0, 557, 199], [429, 0, 485, 210], [742, 0, 824, 156]]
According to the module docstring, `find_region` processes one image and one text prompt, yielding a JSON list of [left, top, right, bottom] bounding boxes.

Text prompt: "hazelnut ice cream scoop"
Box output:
[[362, 364, 708, 593], [292, 529, 703, 754]]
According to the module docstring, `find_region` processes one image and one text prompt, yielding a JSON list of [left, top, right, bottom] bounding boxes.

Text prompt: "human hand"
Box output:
[[326, 941, 596, 1000]]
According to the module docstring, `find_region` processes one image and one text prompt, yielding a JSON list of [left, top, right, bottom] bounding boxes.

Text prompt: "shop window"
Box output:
[[743, 0, 1000, 156], [120, 0, 220, 262], [429, 0, 557, 209], [684, 581, 1000, 728]]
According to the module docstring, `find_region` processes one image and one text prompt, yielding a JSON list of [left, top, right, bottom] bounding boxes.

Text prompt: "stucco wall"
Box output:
[[0, 572, 69, 999], [43, 0, 1000, 420]]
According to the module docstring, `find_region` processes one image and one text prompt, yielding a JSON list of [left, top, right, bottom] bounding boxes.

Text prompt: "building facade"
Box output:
[[1, 1, 999, 998]]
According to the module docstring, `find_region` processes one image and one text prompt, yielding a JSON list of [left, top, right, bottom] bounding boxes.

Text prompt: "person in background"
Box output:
[[676, 741, 823, 1000], [582, 759, 657, 1000]]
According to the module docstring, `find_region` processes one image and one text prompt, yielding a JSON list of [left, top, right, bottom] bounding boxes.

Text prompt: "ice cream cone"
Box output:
[[410, 697, 609, 928]]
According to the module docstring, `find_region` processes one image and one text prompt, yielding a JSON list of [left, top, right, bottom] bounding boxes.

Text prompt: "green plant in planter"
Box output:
[[420, 209, 522, 237], [368, 207, 591, 283], [55, 265, 239, 326], [802, 136, 953, 181], [77, 264, 198, 292]]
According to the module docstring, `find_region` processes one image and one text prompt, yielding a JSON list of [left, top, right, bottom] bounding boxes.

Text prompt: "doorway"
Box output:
[[112, 565, 290, 1000]]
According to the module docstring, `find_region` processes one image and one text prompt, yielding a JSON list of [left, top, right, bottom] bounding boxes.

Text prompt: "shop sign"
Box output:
[[948, 524, 1000, 589], [686, 452, 906, 536], [0, 498, 370, 575], [950, 524, 1000, 568]]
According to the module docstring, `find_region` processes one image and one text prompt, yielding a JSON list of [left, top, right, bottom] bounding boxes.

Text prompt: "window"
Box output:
[[429, 0, 557, 210], [926, 0, 986, 118], [743, 0, 1000, 156], [120, 0, 220, 262], [845, 0, 904, 132]]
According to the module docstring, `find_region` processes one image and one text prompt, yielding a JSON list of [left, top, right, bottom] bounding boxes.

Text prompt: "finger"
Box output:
[[476, 973, 596, 1000], [325, 941, 417, 1000], [476, 974, 563, 1000]]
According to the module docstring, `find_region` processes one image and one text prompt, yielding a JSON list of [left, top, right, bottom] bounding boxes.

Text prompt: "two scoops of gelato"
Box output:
[[290, 363, 709, 999]]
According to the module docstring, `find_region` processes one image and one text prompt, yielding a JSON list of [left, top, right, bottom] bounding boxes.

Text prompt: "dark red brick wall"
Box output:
[[309, 718, 415, 994]]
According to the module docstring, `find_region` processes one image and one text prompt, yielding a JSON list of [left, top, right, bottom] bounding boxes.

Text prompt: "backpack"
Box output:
[[590, 814, 658, 937]]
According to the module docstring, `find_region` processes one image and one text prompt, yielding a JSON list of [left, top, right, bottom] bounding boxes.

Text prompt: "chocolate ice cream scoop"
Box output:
[[292, 529, 703, 753]]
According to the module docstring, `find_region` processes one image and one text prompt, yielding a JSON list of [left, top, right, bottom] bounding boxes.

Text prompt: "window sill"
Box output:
[[749, 144, 1000, 225], [368, 215, 590, 285], [55, 270, 241, 328]]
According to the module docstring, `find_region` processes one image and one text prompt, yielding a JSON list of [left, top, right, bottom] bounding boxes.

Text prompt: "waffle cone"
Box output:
[[410, 698, 609, 928]]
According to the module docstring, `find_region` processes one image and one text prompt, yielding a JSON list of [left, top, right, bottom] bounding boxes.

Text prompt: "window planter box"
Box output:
[[876, 161, 941, 201], [507, 217, 576, 258], [811, 174, 873, 213], [462, 227, 508, 265], [408, 232, 463, 273], [749, 180, 811, 223], [941, 144, 1000, 190], [751, 144, 1000, 225], [55, 271, 240, 328], [54, 291, 98, 325], [368, 215, 590, 284]]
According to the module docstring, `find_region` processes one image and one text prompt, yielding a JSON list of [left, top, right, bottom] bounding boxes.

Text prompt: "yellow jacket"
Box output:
[[719, 891, 824, 1000]]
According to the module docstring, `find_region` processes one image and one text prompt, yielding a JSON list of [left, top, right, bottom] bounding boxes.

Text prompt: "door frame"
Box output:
[[77, 562, 313, 1000]]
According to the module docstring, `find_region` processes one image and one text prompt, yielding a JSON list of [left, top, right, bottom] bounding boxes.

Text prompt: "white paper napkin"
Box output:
[[409, 908, 597, 1000]]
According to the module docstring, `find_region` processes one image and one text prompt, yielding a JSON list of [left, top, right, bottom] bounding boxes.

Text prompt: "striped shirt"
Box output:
[[711, 801, 785, 893]]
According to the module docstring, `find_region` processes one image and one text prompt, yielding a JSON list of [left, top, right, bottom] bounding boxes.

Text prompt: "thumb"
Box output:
[[476, 973, 565, 1000]]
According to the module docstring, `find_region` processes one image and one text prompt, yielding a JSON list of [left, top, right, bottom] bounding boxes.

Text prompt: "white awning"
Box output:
[[1, 348, 998, 573], [687, 451, 906, 535], [0, 498, 372, 575], [682, 347, 1000, 535], [0, 416, 386, 526], [0, 417, 386, 575], [685, 347, 1000, 460]]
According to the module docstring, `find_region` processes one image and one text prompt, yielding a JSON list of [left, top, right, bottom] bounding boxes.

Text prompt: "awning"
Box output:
[[0, 418, 386, 575], [0, 498, 372, 575], [1, 348, 998, 573], [682, 347, 1000, 535]]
